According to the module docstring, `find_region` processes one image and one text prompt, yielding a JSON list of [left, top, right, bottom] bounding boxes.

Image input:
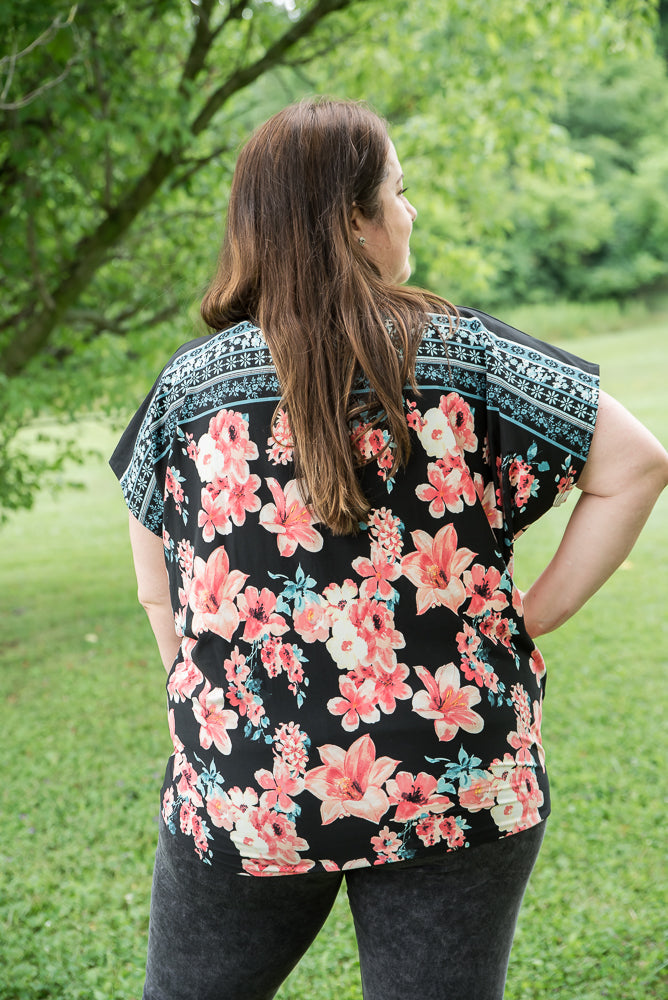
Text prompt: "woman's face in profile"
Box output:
[[352, 142, 418, 284]]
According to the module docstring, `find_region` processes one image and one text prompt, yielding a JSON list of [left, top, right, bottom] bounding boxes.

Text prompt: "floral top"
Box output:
[[110, 308, 599, 875]]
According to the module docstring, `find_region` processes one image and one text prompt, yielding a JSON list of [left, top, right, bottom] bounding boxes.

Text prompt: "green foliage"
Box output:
[[1, 0, 667, 519], [1, 320, 666, 998]]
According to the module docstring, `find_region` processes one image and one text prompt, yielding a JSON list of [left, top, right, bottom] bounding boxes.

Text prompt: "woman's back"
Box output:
[[111, 307, 598, 873]]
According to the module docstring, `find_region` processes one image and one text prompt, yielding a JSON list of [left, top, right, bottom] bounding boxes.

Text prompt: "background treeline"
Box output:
[[1, 0, 667, 517]]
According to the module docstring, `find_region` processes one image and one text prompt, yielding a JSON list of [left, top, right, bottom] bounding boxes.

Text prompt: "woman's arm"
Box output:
[[522, 390, 668, 638], [129, 512, 182, 672]]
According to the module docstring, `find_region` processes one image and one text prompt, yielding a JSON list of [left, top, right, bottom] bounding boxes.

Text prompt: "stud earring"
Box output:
[[358, 237, 366, 245]]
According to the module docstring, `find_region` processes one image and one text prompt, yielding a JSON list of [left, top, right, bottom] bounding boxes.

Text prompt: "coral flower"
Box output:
[[463, 564, 509, 617], [401, 524, 476, 615], [386, 771, 453, 823], [304, 734, 398, 825], [412, 662, 484, 742], [259, 478, 323, 557], [192, 680, 238, 754], [188, 547, 248, 638], [236, 586, 289, 643]]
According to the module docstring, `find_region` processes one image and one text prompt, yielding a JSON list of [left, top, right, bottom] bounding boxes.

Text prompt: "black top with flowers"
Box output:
[[110, 308, 599, 875]]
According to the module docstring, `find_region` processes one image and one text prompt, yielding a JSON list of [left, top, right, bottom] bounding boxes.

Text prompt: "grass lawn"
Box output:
[[1, 317, 666, 999]]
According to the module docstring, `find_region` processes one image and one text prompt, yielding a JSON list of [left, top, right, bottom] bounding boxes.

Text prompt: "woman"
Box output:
[[111, 99, 668, 1000]]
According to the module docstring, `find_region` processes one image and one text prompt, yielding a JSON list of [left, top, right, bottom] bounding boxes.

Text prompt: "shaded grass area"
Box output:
[[1, 320, 666, 999]]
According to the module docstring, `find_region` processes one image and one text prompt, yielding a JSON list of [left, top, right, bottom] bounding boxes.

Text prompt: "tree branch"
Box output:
[[0, 0, 363, 377], [191, 0, 359, 137], [0, 6, 80, 111]]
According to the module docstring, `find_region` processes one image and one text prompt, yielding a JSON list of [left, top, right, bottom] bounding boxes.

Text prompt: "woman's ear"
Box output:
[[350, 203, 369, 242], [350, 202, 366, 236]]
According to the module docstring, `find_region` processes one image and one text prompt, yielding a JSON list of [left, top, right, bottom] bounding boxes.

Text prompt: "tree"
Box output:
[[0, 0, 661, 517], [0, 0, 368, 515]]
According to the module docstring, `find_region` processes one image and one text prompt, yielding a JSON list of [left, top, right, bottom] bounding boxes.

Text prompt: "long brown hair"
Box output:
[[201, 98, 455, 534]]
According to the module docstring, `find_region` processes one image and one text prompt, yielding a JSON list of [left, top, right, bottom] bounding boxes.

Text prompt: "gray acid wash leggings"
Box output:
[[142, 818, 545, 1000]]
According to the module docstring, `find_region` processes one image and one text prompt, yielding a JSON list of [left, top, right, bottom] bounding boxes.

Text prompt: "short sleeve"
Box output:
[[460, 307, 600, 541], [109, 375, 167, 535], [110, 334, 212, 534]]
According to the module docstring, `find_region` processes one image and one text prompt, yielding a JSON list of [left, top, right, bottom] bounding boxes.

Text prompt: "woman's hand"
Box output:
[[522, 390, 668, 638]]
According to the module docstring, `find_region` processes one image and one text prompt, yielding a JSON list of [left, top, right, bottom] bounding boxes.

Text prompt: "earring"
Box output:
[[358, 237, 366, 245]]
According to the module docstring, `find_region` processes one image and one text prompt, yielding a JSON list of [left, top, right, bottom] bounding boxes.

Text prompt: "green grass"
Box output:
[[1, 319, 666, 999]]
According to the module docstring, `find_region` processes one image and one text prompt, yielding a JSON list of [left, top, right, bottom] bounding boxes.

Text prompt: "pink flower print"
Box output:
[[168, 710, 184, 757], [463, 564, 509, 617], [322, 579, 358, 625], [531, 696, 545, 771], [242, 858, 315, 876], [460, 653, 500, 693], [507, 685, 543, 768], [175, 758, 203, 809], [273, 721, 310, 774], [229, 785, 260, 818], [474, 475, 503, 530], [415, 814, 440, 847], [489, 757, 544, 833], [416, 405, 457, 458], [386, 771, 453, 823], [370, 825, 403, 863], [479, 611, 514, 649], [167, 647, 204, 703], [259, 478, 323, 557], [224, 646, 250, 684], [189, 547, 248, 639], [456, 623, 482, 657], [255, 757, 305, 811], [326, 618, 368, 670], [529, 648, 546, 681], [198, 486, 231, 541], [350, 421, 388, 462], [236, 586, 289, 644], [232, 807, 309, 866], [279, 642, 305, 685], [412, 662, 484, 742], [367, 507, 404, 560], [438, 815, 466, 849], [228, 473, 262, 527], [208, 409, 259, 480], [405, 398, 427, 432], [293, 598, 330, 643], [206, 791, 236, 831], [179, 799, 197, 835], [177, 539, 195, 576], [349, 597, 405, 673], [162, 787, 175, 825], [227, 682, 257, 717], [401, 525, 476, 616], [510, 766, 544, 827], [352, 543, 401, 600], [416, 455, 475, 517], [458, 774, 497, 813], [252, 809, 309, 863], [266, 408, 294, 466], [372, 661, 413, 714], [247, 700, 266, 726], [327, 677, 380, 732], [554, 465, 576, 506], [165, 466, 185, 506], [508, 458, 535, 510], [185, 432, 198, 462], [304, 734, 399, 825], [440, 392, 478, 453], [260, 636, 286, 678], [192, 680, 239, 754]]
